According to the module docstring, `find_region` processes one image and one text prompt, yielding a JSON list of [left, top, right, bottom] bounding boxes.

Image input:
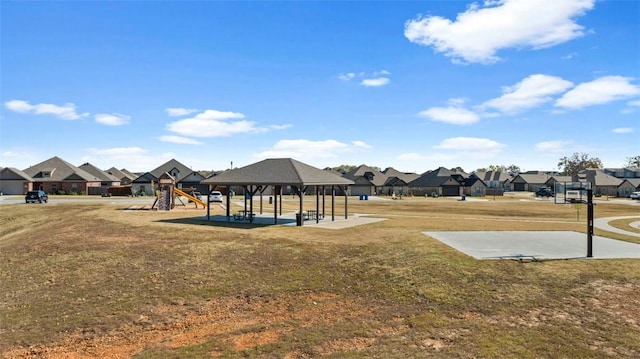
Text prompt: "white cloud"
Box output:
[[418, 105, 480, 125], [612, 128, 634, 134], [352, 140, 373, 149], [361, 77, 390, 87], [404, 0, 594, 64], [555, 76, 640, 109], [268, 124, 293, 130], [338, 70, 391, 87], [4, 99, 89, 120], [481, 74, 574, 114], [94, 113, 130, 126], [255, 139, 369, 161], [158, 135, 204, 145], [535, 140, 571, 152], [628, 100, 640, 107], [166, 107, 199, 117], [338, 72, 356, 81], [435, 137, 505, 151], [166, 109, 264, 137]]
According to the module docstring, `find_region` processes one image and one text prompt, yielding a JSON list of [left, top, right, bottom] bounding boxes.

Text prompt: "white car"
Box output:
[[630, 191, 640, 200], [209, 191, 223, 202]]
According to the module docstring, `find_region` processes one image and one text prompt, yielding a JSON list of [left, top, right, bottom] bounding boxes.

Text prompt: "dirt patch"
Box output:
[[3, 293, 377, 358]]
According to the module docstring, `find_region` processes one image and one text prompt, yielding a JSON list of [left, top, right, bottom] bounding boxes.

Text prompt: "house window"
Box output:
[[51, 184, 58, 193], [71, 183, 78, 193]]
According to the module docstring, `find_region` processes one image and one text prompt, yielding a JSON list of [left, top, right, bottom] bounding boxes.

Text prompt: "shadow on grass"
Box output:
[[155, 215, 296, 229]]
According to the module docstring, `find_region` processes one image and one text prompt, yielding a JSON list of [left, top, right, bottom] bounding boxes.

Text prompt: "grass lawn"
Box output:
[[1, 196, 639, 358]]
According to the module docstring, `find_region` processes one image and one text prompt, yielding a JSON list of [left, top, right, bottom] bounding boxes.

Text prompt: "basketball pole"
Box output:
[[586, 188, 594, 258]]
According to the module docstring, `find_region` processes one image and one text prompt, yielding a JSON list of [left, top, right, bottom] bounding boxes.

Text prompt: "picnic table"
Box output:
[[307, 210, 324, 220], [233, 210, 255, 221]]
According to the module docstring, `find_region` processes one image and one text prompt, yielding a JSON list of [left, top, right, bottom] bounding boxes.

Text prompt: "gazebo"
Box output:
[[201, 158, 354, 226]]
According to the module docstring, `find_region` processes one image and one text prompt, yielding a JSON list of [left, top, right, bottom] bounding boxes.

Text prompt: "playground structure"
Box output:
[[152, 172, 207, 210]]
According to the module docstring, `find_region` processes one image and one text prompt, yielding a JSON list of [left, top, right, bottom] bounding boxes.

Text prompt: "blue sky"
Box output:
[[1, 0, 639, 173]]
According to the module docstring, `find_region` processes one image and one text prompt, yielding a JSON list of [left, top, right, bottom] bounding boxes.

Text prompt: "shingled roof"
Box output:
[[79, 162, 120, 182], [23, 156, 101, 182], [201, 158, 354, 186]]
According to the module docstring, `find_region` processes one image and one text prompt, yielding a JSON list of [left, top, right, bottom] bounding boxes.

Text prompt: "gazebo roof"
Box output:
[[201, 158, 354, 186]]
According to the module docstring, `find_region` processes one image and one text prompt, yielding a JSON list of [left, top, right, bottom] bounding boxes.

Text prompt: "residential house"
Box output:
[[509, 171, 553, 192], [0, 167, 34, 195], [131, 159, 207, 196], [22, 156, 102, 194], [576, 169, 623, 197], [78, 162, 121, 195], [380, 167, 420, 196], [470, 171, 512, 195], [105, 167, 138, 185], [408, 167, 469, 197], [342, 165, 387, 196], [545, 175, 572, 193], [463, 176, 487, 197], [618, 179, 640, 198]]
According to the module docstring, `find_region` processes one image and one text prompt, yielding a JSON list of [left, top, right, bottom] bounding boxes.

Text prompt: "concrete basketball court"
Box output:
[[423, 231, 640, 260]]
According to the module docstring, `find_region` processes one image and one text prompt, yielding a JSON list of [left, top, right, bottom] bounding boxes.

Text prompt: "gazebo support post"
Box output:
[[279, 185, 283, 215], [207, 185, 211, 220], [226, 185, 231, 221], [299, 185, 304, 227], [315, 186, 320, 223], [322, 185, 326, 219], [331, 185, 335, 221], [343, 185, 348, 219], [273, 185, 278, 224]]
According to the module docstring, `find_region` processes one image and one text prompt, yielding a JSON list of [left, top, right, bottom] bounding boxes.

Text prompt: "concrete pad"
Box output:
[[423, 231, 640, 260], [206, 213, 387, 229]]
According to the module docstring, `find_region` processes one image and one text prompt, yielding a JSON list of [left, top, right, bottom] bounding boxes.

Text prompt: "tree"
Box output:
[[558, 153, 603, 177], [488, 165, 506, 172], [505, 164, 521, 174], [332, 165, 357, 174], [625, 156, 640, 168]]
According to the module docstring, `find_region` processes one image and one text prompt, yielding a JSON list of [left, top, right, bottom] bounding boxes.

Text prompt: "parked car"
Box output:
[[630, 191, 640, 200], [25, 190, 48, 203], [535, 187, 554, 197], [209, 191, 223, 202]]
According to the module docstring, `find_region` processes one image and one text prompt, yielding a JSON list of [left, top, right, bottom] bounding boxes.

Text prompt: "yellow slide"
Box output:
[[174, 187, 207, 208]]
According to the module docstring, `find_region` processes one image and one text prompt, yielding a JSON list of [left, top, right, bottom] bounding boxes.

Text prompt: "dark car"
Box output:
[[535, 187, 554, 197], [25, 190, 48, 203]]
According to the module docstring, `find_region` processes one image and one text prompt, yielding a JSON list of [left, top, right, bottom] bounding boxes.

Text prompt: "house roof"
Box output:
[[201, 158, 354, 186], [512, 172, 551, 184], [577, 169, 623, 187], [148, 158, 195, 181], [382, 167, 420, 184], [409, 167, 468, 187], [343, 165, 387, 186], [79, 163, 120, 182], [471, 171, 512, 182], [0, 167, 34, 181], [550, 175, 573, 183], [22, 156, 101, 182], [106, 167, 137, 181], [623, 178, 640, 188]]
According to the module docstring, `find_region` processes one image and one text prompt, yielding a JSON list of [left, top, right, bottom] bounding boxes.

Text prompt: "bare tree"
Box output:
[[558, 153, 603, 177], [625, 156, 640, 168]]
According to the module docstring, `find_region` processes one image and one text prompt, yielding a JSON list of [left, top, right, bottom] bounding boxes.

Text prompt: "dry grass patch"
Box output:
[[1, 200, 639, 358]]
